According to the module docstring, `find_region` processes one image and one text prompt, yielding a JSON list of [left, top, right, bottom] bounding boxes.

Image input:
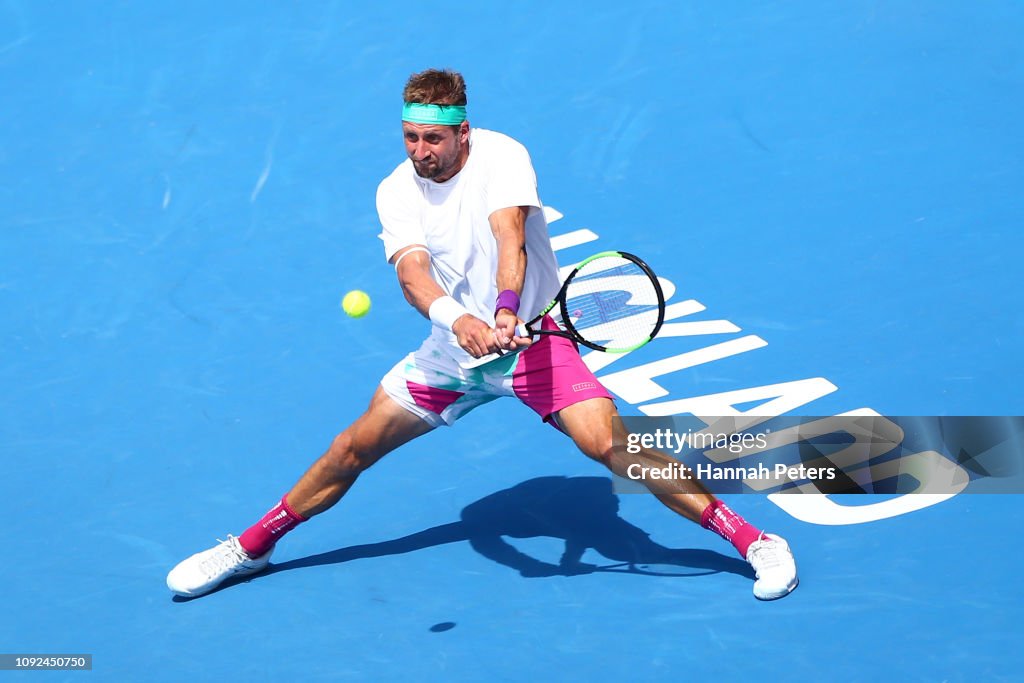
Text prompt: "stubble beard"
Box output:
[[413, 159, 441, 179], [413, 146, 460, 181]]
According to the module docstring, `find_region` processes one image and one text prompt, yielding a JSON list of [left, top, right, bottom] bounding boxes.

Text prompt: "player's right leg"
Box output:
[[285, 386, 435, 518], [167, 338, 504, 598], [165, 386, 432, 598]]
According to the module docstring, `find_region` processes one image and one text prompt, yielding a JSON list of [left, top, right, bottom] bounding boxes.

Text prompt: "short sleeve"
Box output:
[[376, 172, 426, 262], [483, 138, 542, 217]]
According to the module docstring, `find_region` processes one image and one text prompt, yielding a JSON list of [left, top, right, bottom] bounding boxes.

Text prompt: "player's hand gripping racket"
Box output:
[[515, 250, 666, 353]]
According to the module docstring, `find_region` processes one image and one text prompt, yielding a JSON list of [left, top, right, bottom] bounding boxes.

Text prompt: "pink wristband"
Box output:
[[495, 289, 520, 316]]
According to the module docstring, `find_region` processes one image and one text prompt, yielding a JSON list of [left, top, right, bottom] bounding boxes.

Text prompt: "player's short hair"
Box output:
[[403, 69, 467, 106]]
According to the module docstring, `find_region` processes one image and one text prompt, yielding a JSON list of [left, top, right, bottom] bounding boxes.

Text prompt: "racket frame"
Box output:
[[517, 250, 666, 353]]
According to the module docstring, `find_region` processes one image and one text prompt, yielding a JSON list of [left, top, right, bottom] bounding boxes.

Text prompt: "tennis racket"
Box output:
[[515, 250, 666, 353]]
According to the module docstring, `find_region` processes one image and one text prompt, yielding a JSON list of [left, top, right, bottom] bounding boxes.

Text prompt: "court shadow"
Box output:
[[266, 476, 753, 581]]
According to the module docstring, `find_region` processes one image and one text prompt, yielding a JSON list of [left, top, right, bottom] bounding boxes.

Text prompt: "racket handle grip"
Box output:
[[515, 323, 530, 338]]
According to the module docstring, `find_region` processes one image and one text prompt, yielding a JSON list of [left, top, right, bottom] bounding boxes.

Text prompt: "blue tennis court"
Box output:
[[2, 2, 1022, 680]]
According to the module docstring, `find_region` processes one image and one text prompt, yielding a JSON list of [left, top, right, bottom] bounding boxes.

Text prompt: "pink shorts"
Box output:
[[380, 316, 613, 428]]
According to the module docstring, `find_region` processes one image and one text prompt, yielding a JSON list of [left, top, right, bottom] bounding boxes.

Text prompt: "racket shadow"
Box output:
[[265, 476, 753, 581]]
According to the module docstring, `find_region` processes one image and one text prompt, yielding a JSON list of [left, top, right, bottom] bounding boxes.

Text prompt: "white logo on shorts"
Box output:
[[572, 382, 596, 392]]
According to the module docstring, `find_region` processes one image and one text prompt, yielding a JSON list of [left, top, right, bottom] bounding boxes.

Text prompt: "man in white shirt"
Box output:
[[166, 69, 798, 601]]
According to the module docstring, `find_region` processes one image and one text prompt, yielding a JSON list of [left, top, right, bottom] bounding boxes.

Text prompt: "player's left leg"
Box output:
[[508, 321, 797, 598], [552, 397, 714, 520], [553, 397, 799, 600]]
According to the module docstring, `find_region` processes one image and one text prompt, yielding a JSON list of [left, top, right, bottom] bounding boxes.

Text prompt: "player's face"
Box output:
[[403, 121, 468, 182]]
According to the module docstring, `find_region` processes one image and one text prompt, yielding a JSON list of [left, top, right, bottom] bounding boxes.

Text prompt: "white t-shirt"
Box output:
[[376, 128, 561, 367]]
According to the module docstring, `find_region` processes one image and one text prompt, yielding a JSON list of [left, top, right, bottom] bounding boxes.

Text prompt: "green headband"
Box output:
[[402, 102, 467, 125]]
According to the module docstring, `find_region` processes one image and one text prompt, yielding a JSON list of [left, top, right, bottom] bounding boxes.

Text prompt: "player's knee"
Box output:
[[576, 433, 615, 468], [324, 431, 372, 476]]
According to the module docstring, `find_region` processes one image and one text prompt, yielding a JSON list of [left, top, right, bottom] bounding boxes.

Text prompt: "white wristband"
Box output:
[[428, 295, 470, 331]]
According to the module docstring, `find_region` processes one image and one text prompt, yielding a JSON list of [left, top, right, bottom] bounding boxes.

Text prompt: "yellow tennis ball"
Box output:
[[342, 290, 371, 318]]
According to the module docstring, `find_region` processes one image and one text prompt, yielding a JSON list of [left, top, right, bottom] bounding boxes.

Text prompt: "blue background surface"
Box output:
[[2, 2, 1022, 681]]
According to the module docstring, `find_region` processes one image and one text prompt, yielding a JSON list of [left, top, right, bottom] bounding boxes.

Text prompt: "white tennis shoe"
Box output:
[[746, 533, 799, 600], [166, 535, 273, 597]]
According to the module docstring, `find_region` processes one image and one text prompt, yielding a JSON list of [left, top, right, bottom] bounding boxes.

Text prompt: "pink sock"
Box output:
[[238, 495, 307, 557], [700, 499, 763, 558]]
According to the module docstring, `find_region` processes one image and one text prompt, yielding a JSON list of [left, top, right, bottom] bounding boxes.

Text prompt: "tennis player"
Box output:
[[166, 69, 798, 600]]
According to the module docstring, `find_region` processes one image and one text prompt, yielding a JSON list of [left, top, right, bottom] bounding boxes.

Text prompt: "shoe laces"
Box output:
[[748, 535, 783, 570], [199, 535, 251, 577]]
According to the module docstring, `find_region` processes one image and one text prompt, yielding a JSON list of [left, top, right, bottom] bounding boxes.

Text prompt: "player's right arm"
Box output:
[[390, 245, 499, 358], [389, 245, 444, 316]]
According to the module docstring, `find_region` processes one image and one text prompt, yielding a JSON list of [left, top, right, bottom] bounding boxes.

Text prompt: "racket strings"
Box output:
[[563, 257, 662, 348]]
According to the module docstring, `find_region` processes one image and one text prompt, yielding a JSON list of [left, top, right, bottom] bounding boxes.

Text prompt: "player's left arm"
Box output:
[[490, 205, 530, 349]]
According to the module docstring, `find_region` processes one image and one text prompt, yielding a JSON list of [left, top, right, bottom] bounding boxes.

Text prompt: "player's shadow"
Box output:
[[265, 475, 753, 581]]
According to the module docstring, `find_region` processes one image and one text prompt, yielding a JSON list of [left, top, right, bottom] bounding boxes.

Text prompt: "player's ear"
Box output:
[[459, 120, 470, 143]]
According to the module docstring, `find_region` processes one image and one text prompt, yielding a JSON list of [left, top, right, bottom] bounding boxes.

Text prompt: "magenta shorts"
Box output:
[[380, 316, 613, 428]]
